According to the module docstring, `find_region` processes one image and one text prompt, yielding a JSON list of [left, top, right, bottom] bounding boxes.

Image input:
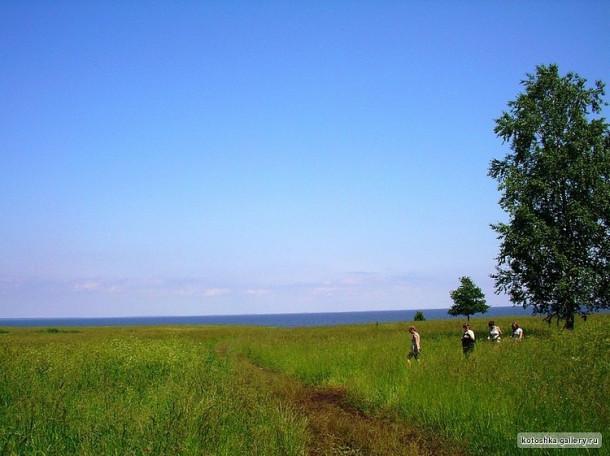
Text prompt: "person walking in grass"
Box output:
[[461, 323, 475, 357], [406, 326, 421, 365], [487, 320, 502, 343], [511, 322, 524, 340]]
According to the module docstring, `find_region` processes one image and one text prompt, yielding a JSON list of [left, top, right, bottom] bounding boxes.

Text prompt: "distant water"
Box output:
[[0, 306, 534, 328]]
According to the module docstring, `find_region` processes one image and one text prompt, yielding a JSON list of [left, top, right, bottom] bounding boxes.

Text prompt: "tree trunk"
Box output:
[[564, 313, 575, 330], [564, 300, 576, 330]]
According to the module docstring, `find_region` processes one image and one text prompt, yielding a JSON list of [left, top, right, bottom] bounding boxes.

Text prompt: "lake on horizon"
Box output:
[[0, 306, 536, 328]]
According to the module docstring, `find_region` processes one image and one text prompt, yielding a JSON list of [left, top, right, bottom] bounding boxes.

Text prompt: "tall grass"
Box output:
[[0, 327, 307, 455], [235, 315, 609, 455], [1, 316, 607, 455]]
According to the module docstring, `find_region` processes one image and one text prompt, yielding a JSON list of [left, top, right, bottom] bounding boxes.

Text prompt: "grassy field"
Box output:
[[0, 326, 307, 455], [0, 314, 608, 455]]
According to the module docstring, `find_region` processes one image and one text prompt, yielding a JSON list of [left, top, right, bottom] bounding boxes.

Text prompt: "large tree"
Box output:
[[489, 64, 610, 329], [448, 276, 489, 321]]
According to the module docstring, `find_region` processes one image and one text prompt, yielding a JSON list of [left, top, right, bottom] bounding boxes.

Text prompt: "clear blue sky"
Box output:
[[2, 1, 609, 318]]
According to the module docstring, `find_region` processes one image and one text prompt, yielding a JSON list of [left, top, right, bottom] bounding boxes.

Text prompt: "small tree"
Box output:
[[413, 311, 426, 322], [449, 277, 489, 321]]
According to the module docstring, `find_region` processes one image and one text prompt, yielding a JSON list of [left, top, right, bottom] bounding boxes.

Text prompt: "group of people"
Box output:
[[406, 321, 524, 364], [460, 321, 523, 357]]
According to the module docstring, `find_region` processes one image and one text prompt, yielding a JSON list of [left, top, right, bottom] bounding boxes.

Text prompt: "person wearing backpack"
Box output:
[[461, 323, 475, 357]]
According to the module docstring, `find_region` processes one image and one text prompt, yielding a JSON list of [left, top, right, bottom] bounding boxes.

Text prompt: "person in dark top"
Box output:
[[461, 323, 475, 357]]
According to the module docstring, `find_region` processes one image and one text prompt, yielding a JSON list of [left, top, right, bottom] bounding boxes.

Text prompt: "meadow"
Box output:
[[0, 314, 608, 455]]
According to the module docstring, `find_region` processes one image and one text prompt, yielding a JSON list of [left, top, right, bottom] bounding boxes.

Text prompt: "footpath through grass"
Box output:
[[233, 315, 609, 455], [0, 315, 608, 455]]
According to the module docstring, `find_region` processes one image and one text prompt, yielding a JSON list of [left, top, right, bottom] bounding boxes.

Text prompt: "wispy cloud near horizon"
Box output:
[[68, 278, 232, 299], [0, 270, 499, 318]]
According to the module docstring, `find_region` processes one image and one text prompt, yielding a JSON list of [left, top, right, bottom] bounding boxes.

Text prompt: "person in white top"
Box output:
[[511, 322, 524, 340], [488, 321, 502, 343], [461, 323, 475, 357]]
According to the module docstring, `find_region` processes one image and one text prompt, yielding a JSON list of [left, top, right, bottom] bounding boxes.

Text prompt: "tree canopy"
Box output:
[[413, 311, 426, 322], [489, 64, 610, 329], [448, 276, 489, 321]]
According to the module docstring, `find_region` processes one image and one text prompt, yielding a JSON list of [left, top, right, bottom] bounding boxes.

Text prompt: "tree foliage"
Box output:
[[489, 64, 610, 329], [413, 311, 426, 322], [448, 276, 489, 321]]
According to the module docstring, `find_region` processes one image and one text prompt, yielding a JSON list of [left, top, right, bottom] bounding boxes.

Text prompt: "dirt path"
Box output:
[[221, 344, 461, 456], [290, 384, 431, 456]]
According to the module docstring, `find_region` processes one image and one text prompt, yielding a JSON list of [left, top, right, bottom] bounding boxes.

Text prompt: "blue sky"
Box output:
[[2, 1, 609, 318]]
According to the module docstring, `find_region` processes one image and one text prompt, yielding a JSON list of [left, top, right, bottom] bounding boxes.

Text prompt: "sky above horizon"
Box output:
[[2, 1, 609, 318]]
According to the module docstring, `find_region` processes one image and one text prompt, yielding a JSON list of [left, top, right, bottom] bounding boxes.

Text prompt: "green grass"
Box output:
[[0, 315, 608, 455], [0, 326, 307, 455]]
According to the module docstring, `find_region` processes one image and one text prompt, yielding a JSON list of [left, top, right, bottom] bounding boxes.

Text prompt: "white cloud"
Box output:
[[171, 286, 198, 297], [68, 278, 233, 299], [201, 288, 230, 297], [72, 280, 105, 292], [244, 289, 270, 296]]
